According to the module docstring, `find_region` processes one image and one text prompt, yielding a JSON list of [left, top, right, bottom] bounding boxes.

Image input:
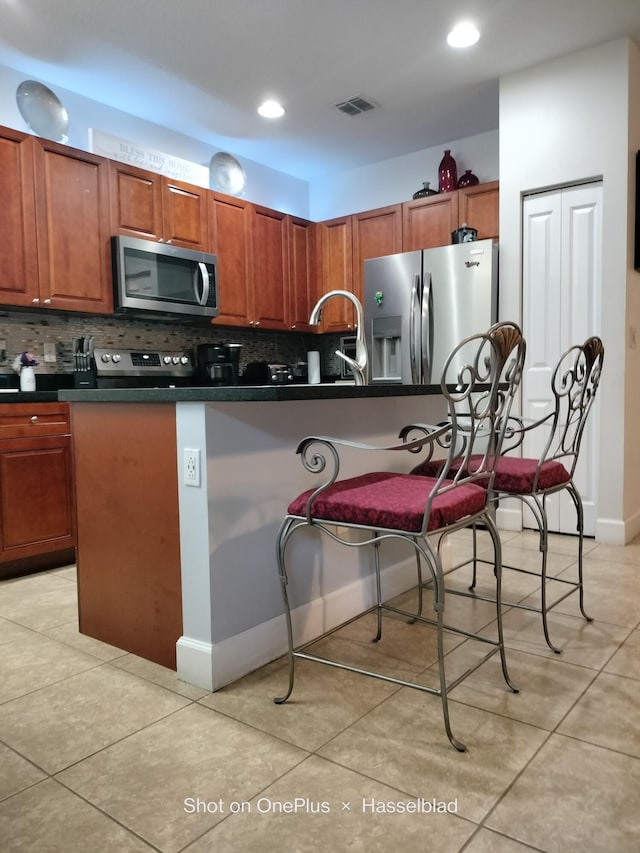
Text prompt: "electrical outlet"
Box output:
[[43, 342, 57, 362], [183, 448, 201, 487]]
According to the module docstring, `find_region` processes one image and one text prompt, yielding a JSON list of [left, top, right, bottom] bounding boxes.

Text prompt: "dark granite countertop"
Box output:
[[0, 391, 61, 404], [0, 374, 74, 404], [59, 383, 445, 403]]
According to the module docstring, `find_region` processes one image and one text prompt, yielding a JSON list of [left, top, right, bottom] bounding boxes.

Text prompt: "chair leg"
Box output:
[[534, 495, 563, 655], [407, 546, 425, 624], [274, 517, 297, 704], [372, 534, 383, 642], [567, 483, 593, 623], [485, 513, 519, 693], [430, 553, 467, 752], [468, 523, 480, 590]]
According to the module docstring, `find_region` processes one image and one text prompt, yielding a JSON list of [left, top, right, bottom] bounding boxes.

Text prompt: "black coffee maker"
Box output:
[[196, 343, 242, 386]]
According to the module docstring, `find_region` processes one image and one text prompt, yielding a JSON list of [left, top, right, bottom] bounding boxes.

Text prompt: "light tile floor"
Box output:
[[1, 530, 639, 852]]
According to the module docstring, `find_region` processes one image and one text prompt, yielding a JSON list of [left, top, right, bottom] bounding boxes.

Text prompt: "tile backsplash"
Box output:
[[0, 309, 345, 380]]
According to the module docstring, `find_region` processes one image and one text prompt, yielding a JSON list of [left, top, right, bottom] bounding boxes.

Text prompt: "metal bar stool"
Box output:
[[273, 321, 526, 751], [413, 336, 604, 653]]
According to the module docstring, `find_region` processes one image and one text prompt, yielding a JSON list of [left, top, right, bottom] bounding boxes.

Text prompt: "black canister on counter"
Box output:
[[451, 224, 478, 243]]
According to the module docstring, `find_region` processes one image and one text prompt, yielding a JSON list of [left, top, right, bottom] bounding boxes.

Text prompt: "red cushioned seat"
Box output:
[[492, 456, 571, 493], [411, 454, 571, 494], [288, 471, 487, 533]]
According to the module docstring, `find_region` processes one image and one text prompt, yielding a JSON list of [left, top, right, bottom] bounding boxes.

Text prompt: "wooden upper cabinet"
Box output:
[[318, 215, 354, 332], [458, 180, 499, 240], [250, 205, 289, 331], [402, 192, 459, 251], [0, 129, 38, 308], [352, 204, 402, 302], [209, 192, 254, 327], [162, 178, 209, 250], [110, 162, 209, 250], [33, 139, 113, 314], [109, 161, 163, 241], [287, 217, 317, 333]]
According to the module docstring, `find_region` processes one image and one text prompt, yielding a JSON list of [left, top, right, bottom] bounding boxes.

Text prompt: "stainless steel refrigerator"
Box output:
[[363, 239, 498, 384]]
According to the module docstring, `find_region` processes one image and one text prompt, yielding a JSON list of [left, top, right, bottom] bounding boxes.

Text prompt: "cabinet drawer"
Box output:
[[0, 403, 70, 439]]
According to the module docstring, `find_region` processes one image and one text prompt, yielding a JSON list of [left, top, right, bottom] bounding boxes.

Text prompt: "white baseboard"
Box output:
[[496, 505, 522, 531], [176, 555, 418, 692], [595, 515, 637, 545]]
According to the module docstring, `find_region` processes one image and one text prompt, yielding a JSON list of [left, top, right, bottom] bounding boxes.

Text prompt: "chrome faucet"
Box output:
[[308, 290, 368, 385]]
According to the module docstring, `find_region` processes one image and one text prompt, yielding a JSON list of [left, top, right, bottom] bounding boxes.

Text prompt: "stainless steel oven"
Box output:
[[76, 348, 196, 389], [112, 235, 218, 319]]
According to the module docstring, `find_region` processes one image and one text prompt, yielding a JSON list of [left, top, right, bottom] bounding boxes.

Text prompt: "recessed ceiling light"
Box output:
[[447, 21, 480, 48], [258, 100, 285, 118]]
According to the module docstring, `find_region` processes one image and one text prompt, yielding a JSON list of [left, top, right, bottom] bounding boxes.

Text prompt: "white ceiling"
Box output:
[[1, 0, 640, 181]]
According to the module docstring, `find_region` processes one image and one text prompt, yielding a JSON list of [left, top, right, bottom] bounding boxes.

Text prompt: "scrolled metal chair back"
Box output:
[[436, 321, 526, 494], [543, 336, 604, 478]]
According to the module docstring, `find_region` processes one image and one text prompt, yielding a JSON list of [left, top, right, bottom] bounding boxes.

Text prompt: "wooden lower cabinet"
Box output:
[[0, 404, 75, 575]]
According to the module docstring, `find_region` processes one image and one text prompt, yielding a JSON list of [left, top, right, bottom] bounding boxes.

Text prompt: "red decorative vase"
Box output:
[[438, 149, 458, 193], [458, 169, 479, 188]]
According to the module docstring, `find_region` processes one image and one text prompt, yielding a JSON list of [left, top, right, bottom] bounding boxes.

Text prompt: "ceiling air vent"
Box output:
[[335, 96, 376, 116]]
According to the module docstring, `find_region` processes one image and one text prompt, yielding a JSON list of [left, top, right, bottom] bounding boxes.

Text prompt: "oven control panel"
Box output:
[[94, 349, 194, 377]]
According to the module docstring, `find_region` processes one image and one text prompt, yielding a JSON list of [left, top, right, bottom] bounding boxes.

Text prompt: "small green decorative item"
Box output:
[[374, 291, 384, 306]]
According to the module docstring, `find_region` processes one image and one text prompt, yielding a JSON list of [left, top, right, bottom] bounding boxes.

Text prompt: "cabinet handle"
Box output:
[[43, 298, 52, 305], [31, 297, 40, 304], [30, 416, 38, 423], [254, 321, 260, 326]]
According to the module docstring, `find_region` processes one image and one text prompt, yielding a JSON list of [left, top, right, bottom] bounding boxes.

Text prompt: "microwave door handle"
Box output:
[[195, 262, 210, 306], [422, 272, 432, 384], [409, 274, 420, 383]]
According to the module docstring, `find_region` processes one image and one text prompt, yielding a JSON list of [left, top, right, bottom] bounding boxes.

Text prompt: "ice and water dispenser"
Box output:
[[370, 316, 402, 383]]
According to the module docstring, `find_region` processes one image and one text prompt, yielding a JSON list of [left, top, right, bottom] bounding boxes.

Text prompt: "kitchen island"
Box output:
[[60, 384, 449, 689]]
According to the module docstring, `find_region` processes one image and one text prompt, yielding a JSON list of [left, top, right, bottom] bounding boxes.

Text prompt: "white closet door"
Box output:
[[522, 183, 602, 535]]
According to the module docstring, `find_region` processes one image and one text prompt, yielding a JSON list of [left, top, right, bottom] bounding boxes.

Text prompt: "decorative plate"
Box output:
[[210, 152, 246, 196], [16, 80, 69, 142]]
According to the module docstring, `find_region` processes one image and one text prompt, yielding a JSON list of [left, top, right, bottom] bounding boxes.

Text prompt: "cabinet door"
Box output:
[[0, 129, 38, 308], [458, 181, 499, 240], [318, 216, 354, 332], [209, 193, 254, 327], [109, 161, 164, 241], [0, 435, 75, 562], [33, 140, 113, 313], [287, 217, 317, 332], [162, 178, 209, 250], [251, 205, 289, 330], [402, 193, 458, 251], [352, 204, 402, 302]]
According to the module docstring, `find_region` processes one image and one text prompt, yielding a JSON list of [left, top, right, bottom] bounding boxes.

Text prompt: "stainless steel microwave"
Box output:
[[112, 236, 218, 319]]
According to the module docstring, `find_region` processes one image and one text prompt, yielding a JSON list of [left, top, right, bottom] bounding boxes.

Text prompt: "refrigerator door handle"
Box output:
[[409, 274, 421, 383], [422, 272, 432, 383]]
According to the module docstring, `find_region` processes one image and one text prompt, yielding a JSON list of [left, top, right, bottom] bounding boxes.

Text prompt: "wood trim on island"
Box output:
[[71, 403, 182, 669]]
